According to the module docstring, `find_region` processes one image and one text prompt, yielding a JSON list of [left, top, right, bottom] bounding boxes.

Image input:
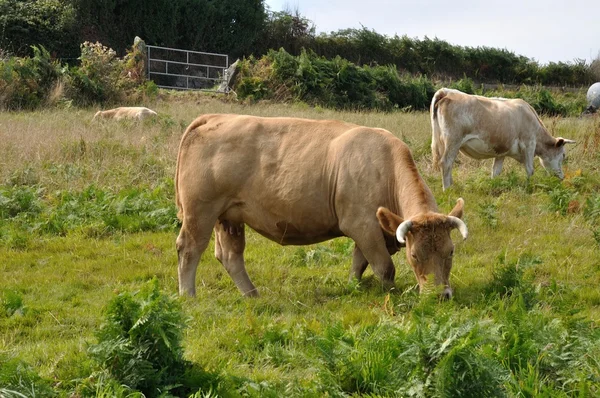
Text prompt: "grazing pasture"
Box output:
[[1, 96, 599, 396]]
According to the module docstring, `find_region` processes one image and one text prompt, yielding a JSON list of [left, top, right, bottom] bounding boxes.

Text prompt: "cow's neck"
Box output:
[[534, 126, 555, 156], [394, 160, 438, 219]]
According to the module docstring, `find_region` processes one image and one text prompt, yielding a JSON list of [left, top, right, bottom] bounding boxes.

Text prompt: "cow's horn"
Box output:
[[396, 220, 413, 244], [447, 216, 468, 240]]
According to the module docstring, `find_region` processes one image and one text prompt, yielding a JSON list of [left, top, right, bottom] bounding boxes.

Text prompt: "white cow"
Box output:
[[92, 106, 157, 121], [431, 88, 575, 190]]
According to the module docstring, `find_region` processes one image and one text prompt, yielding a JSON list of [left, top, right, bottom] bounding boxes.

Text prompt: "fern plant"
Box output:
[[88, 278, 188, 397]]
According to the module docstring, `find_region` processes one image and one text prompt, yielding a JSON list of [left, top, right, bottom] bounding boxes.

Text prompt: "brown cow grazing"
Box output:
[[431, 88, 575, 190], [175, 114, 468, 299], [92, 106, 157, 121]]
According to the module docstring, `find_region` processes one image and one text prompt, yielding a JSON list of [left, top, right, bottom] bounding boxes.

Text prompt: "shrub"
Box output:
[[67, 41, 129, 105], [449, 76, 477, 94], [235, 48, 436, 111], [483, 85, 586, 117], [0, 185, 43, 219], [0, 0, 79, 58], [484, 253, 540, 306], [0, 45, 64, 110], [314, 312, 508, 397], [88, 278, 188, 397]]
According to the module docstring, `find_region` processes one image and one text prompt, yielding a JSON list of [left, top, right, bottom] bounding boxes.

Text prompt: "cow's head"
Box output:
[[539, 137, 576, 179], [376, 198, 467, 299]]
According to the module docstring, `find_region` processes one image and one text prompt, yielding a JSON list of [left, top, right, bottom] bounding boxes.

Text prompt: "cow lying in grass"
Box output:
[[431, 88, 575, 190], [175, 114, 468, 299], [92, 106, 157, 121]]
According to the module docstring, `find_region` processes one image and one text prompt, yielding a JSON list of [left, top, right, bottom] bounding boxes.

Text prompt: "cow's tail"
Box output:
[[430, 89, 448, 171], [175, 116, 210, 221]]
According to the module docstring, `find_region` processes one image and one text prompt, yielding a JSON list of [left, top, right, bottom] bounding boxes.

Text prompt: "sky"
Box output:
[[264, 0, 599, 65]]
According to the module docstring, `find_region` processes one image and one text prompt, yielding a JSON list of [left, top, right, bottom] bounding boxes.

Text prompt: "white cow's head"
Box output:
[[377, 198, 467, 299], [539, 137, 576, 179]]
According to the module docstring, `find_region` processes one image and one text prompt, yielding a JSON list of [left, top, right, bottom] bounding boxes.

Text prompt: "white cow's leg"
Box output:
[[523, 146, 535, 178], [349, 244, 369, 282], [441, 143, 461, 190], [492, 157, 505, 178], [214, 221, 257, 297], [176, 215, 215, 297]]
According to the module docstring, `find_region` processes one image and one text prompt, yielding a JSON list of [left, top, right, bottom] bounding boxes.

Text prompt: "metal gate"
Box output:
[[147, 45, 229, 92]]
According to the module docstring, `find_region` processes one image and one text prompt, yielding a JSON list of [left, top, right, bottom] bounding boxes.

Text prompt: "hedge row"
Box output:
[[234, 49, 588, 116]]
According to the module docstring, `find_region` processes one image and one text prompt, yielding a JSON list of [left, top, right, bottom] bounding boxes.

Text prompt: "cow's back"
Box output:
[[175, 114, 409, 244], [435, 90, 543, 156]]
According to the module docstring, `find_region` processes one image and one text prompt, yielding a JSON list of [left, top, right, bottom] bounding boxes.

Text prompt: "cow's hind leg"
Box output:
[[492, 157, 505, 178], [214, 220, 257, 297], [176, 215, 216, 297], [441, 140, 461, 190]]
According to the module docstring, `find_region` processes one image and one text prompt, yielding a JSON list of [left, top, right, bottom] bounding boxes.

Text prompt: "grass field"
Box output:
[[1, 95, 600, 397]]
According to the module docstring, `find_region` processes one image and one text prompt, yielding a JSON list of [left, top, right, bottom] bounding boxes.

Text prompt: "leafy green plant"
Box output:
[[88, 278, 188, 397], [0, 183, 178, 242], [583, 192, 600, 222], [0, 355, 56, 397], [0, 185, 43, 219], [484, 253, 540, 310], [544, 182, 578, 216], [1, 289, 27, 318], [0, 45, 64, 109], [478, 201, 499, 228], [449, 76, 477, 94], [314, 310, 508, 397]]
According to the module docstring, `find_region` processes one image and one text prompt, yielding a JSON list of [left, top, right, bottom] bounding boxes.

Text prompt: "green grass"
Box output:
[[1, 94, 599, 396]]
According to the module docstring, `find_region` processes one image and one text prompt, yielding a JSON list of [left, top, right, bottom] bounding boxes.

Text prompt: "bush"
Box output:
[[235, 48, 437, 111], [0, 45, 64, 110], [67, 41, 134, 105], [482, 85, 587, 117], [1, 39, 154, 109], [449, 76, 477, 94], [0, 185, 43, 219], [0, 0, 79, 59], [314, 313, 508, 396], [88, 279, 188, 397]]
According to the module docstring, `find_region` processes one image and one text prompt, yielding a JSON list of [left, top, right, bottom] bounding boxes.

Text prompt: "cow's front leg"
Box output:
[[522, 146, 535, 178], [492, 157, 505, 178], [347, 235, 395, 289], [349, 244, 369, 282]]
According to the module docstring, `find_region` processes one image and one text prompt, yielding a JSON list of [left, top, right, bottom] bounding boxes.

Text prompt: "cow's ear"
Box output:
[[448, 198, 464, 219], [376, 207, 403, 236]]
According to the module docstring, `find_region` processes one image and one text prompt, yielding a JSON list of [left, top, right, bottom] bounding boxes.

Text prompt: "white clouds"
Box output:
[[265, 0, 600, 64]]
